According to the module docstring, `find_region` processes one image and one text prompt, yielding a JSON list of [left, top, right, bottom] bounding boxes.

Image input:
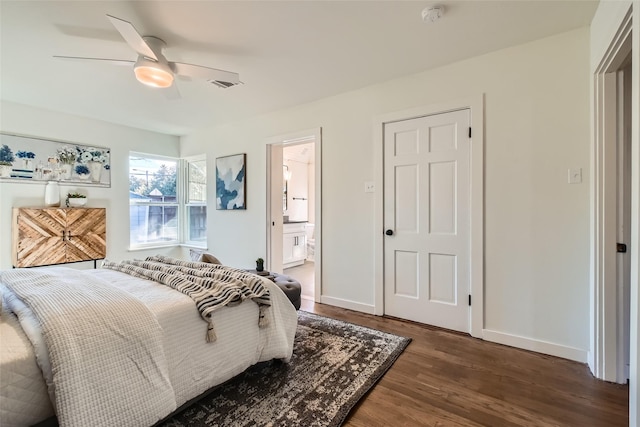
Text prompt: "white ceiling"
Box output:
[[0, 1, 598, 136], [284, 142, 314, 164]]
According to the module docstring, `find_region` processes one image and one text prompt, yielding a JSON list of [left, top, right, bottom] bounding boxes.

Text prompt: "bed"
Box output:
[[0, 257, 298, 427]]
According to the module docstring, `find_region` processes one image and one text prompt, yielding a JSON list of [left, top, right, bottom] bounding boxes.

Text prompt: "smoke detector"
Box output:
[[422, 5, 444, 23]]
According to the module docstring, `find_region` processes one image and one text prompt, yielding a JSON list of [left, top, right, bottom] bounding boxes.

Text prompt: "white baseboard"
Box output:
[[314, 298, 587, 362], [587, 350, 595, 374], [483, 329, 588, 363], [320, 295, 376, 315]]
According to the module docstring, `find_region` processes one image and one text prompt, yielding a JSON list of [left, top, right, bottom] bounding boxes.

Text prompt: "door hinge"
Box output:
[[468, 127, 472, 138], [468, 295, 471, 306], [617, 243, 627, 253]]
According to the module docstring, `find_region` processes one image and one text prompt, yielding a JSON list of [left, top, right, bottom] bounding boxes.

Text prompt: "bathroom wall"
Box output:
[[283, 142, 314, 222]]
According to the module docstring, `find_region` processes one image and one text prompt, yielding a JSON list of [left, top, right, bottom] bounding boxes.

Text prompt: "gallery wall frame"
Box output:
[[0, 133, 111, 187], [215, 153, 246, 210]]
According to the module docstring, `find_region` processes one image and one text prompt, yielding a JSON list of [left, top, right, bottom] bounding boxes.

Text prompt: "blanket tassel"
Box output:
[[258, 305, 269, 328], [206, 320, 217, 343]]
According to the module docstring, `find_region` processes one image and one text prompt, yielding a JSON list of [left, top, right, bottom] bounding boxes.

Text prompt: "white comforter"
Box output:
[[0, 294, 54, 427], [1, 267, 298, 427]]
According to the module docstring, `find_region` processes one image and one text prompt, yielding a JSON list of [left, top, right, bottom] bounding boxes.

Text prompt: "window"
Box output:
[[185, 157, 207, 245], [130, 153, 206, 249]]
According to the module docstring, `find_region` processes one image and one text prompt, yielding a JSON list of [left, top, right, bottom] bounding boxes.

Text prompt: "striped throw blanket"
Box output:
[[102, 256, 271, 342]]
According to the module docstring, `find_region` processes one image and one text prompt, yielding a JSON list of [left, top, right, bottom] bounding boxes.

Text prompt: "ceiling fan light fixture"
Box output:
[[134, 58, 174, 88], [55, 15, 240, 95]]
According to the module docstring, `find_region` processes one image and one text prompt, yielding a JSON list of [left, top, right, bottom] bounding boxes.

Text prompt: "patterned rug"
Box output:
[[160, 311, 411, 427]]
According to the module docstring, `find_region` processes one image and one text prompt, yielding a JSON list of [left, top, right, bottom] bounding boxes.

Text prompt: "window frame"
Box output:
[[182, 155, 207, 248]]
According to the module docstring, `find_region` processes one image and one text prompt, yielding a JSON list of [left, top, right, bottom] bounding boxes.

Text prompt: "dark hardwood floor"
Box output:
[[300, 299, 629, 427]]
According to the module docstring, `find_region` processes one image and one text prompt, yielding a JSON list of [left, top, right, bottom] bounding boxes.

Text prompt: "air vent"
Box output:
[[208, 80, 237, 88]]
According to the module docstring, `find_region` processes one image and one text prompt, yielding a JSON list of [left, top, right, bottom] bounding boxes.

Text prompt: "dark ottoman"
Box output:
[[271, 273, 302, 310]]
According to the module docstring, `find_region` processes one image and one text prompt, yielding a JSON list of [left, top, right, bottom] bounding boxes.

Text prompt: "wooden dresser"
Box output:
[[12, 207, 106, 268]]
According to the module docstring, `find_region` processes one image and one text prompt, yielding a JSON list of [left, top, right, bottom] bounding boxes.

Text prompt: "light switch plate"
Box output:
[[364, 181, 375, 193], [568, 168, 582, 184]]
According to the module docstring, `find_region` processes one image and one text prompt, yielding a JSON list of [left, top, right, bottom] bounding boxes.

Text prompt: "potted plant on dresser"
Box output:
[[66, 192, 87, 207]]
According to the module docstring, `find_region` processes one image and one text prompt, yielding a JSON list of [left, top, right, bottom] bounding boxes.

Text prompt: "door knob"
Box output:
[[385, 229, 394, 236]]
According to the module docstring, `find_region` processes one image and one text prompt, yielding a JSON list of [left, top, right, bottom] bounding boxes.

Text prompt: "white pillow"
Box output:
[[189, 249, 204, 262]]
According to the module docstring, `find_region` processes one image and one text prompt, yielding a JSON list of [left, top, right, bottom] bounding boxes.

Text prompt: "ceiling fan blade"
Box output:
[[171, 62, 240, 88], [106, 14, 157, 60], [54, 55, 135, 66]]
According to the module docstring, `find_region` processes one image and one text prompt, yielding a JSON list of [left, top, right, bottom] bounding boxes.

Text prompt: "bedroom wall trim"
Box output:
[[483, 329, 588, 363], [589, 3, 633, 384], [590, 3, 639, 422], [372, 95, 484, 339], [320, 295, 376, 315]]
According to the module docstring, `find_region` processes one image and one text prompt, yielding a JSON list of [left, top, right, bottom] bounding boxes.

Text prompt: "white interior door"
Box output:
[[383, 109, 470, 332]]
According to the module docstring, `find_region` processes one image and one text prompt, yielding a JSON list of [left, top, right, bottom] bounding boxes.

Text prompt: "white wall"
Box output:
[[283, 159, 308, 222], [0, 101, 182, 269], [181, 28, 592, 355], [282, 142, 314, 222]]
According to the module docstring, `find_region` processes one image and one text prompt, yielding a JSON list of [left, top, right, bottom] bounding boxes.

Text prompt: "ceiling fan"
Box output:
[[54, 14, 240, 92]]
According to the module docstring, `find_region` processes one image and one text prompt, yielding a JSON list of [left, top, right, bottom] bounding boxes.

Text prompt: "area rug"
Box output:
[[160, 311, 411, 427]]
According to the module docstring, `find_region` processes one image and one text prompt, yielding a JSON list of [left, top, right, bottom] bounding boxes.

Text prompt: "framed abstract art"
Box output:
[[215, 153, 246, 210]]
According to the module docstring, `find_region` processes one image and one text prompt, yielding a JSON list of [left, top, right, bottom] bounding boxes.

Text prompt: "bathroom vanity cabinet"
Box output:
[[283, 222, 306, 268]]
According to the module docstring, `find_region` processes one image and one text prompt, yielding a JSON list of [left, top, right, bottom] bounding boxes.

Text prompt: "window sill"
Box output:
[[128, 243, 180, 252], [180, 243, 208, 250]]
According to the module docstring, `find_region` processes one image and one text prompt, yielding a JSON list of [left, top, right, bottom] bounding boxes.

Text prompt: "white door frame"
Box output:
[[589, 7, 633, 384], [616, 63, 632, 383], [265, 128, 322, 302], [373, 96, 484, 338]]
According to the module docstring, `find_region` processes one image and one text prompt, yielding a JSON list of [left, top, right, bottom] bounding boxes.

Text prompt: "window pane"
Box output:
[[187, 205, 207, 242], [188, 160, 206, 203], [130, 156, 178, 202], [129, 153, 179, 247], [129, 205, 178, 246]]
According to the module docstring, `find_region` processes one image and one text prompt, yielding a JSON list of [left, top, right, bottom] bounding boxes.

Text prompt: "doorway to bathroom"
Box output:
[[282, 142, 316, 300], [265, 128, 322, 302]]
